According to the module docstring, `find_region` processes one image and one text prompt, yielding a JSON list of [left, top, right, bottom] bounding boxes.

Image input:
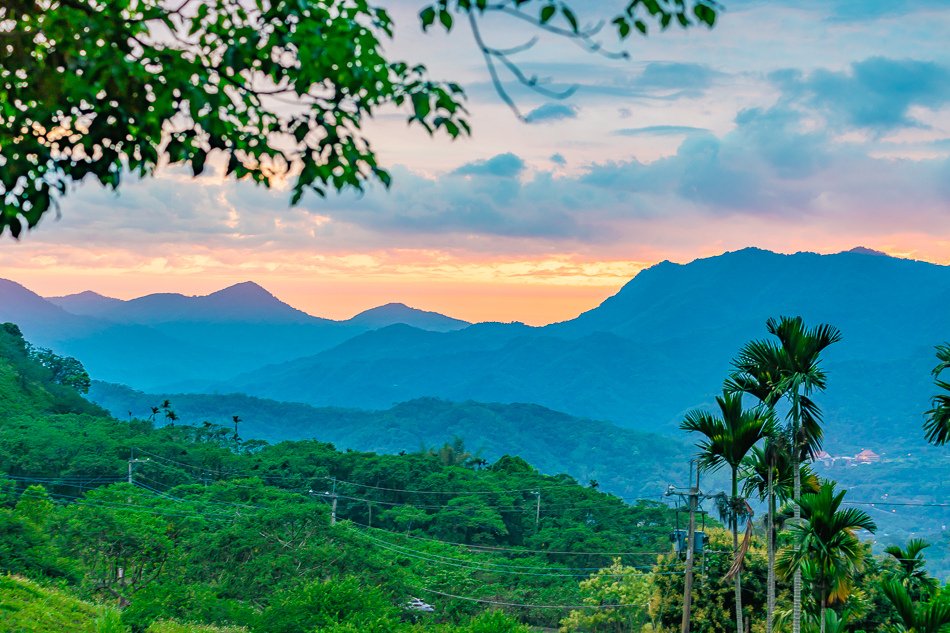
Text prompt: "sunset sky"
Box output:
[[2, 0, 950, 325]]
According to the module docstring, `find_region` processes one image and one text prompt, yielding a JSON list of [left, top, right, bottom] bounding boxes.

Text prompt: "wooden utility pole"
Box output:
[[681, 462, 701, 633]]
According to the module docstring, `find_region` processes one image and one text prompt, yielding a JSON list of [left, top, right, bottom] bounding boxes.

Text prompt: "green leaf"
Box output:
[[439, 9, 453, 31], [540, 4, 556, 24], [562, 6, 578, 32], [419, 6, 436, 30]]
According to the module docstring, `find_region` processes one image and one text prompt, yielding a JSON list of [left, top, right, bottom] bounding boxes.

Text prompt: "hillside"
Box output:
[[0, 323, 688, 632], [226, 249, 949, 452], [0, 576, 245, 633], [89, 382, 691, 499]]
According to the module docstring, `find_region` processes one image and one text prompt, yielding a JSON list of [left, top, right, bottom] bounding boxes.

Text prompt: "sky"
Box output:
[[2, 0, 950, 325]]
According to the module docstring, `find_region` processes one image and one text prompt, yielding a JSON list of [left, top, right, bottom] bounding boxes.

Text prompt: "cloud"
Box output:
[[550, 153, 567, 166], [635, 62, 719, 93], [772, 57, 950, 131], [452, 153, 525, 178], [614, 125, 709, 137], [525, 103, 578, 123]]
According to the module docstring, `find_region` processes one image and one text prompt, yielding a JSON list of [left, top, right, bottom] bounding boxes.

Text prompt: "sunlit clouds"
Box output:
[[2, 0, 949, 324]]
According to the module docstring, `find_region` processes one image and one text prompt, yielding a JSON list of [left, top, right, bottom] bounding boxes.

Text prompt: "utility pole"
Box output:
[[681, 462, 700, 633], [329, 477, 338, 526], [127, 450, 149, 485], [667, 461, 703, 633], [534, 490, 541, 533], [309, 477, 338, 526]]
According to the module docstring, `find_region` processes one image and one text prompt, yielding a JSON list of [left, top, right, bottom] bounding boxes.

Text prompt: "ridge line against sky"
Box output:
[[1, 0, 949, 325], [7, 245, 946, 327]]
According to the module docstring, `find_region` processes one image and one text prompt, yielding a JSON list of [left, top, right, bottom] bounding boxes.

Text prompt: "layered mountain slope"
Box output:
[[2, 280, 469, 390], [228, 249, 950, 449], [346, 302, 470, 332], [89, 381, 691, 498]]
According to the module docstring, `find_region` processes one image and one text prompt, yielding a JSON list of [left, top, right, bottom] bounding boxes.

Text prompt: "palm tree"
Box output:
[[884, 539, 938, 601], [924, 343, 950, 446], [742, 440, 821, 633], [881, 579, 950, 633], [779, 481, 876, 633], [681, 390, 774, 633], [730, 316, 842, 633]]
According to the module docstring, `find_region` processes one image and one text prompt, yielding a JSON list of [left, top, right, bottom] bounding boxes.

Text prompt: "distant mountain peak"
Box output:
[[63, 290, 118, 300], [845, 246, 890, 257], [208, 281, 275, 300], [348, 303, 470, 332]]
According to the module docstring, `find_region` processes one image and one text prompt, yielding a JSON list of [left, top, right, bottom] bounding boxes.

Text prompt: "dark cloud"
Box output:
[[773, 57, 950, 131], [550, 153, 567, 165], [452, 153, 525, 178], [525, 103, 578, 123]]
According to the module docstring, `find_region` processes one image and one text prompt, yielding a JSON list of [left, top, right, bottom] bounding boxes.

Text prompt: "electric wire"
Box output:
[[417, 587, 647, 610]]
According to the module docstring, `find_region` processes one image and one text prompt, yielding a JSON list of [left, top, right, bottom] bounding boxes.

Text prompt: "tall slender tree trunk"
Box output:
[[792, 391, 803, 633], [819, 591, 827, 633], [733, 470, 744, 633], [767, 456, 775, 633]]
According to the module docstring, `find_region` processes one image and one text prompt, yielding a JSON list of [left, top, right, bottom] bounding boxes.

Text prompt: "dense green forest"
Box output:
[[88, 381, 690, 500], [1, 321, 948, 632]]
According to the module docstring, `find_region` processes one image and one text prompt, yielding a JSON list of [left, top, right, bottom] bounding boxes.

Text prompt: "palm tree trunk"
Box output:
[[792, 390, 802, 633], [733, 469, 744, 633], [767, 456, 775, 633], [819, 588, 827, 633]]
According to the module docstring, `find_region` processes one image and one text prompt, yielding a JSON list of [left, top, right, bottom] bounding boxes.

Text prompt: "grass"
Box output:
[[0, 575, 247, 633], [0, 574, 107, 633]]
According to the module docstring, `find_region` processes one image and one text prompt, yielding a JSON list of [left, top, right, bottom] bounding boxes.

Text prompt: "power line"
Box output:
[[329, 475, 585, 496], [4, 474, 125, 484], [344, 519, 671, 557], [843, 500, 950, 509], [16, 488, 239, 522], [346, 523, 669, 573], [131, 448, 662, 502], [347, 525, 688, 580], [417, 587, 648, 610]]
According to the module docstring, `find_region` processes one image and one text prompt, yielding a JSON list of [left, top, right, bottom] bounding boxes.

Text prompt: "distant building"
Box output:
[[854, 449, 881, 464], [814, 450, 834, 466]]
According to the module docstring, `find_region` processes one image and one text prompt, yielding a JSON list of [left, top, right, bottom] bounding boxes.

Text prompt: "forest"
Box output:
[[1, 320, 948, 632]]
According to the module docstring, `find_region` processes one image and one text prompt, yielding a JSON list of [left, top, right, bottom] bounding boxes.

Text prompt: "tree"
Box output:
[[884, 540, 939, 602], [1, 0, 720, 237], [559, 558, 653, 633], [924, 343, 950, 446], [729, 316, 842, 633], [778, 481, 876, 633], [742, 439, 821, 633], [880, 579, 950, 633], [27, 346, 91, 394], [681, 390, 774, 633]]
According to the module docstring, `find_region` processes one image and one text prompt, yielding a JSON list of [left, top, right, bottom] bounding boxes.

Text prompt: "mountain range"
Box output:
[[222, 247, 949, 451], [0, 280, 469, 389], [88, 381, 692, 499], [3, 247, 949, 452]]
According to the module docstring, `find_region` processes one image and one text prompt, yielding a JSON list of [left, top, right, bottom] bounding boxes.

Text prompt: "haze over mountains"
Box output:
[[223, 247, 948, 451], [3, 247, 949, 453], [0, 279, 470, 388]]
